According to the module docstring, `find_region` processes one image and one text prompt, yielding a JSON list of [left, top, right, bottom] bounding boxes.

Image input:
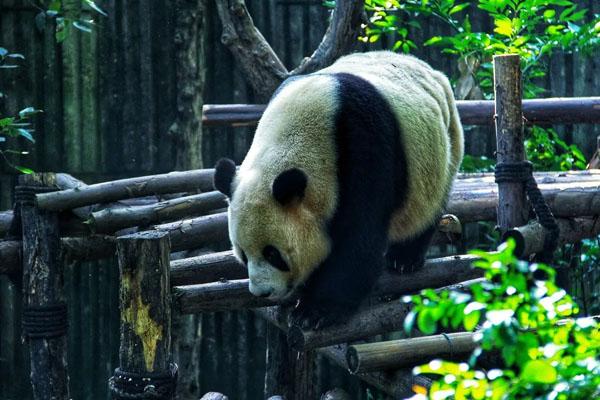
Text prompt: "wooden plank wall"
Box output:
[[0, 1, 598, 399]]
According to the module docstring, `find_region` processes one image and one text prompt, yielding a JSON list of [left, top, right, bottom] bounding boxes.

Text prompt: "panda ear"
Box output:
[[214, 158, 237, 198], [272, 168, 308, 206]]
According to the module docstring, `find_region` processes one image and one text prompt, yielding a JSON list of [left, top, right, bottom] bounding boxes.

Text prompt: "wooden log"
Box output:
[[155, 212, 229, 252], [89, 191, 227, 233], [494, 54, 528, 233], [18, 174, 70, 400], [264, 325, 317, 400], [286, 279, 483, 352], [0, 211, 12, 236], [504, 217, 600, 257], [201, 97, 600, 127], [450, 181, 600, 223], [6, 169, 600, 235], [200, 393, 229, 400], [0, 213, 229, 276], [36, 169, 215, 212], [110, 231, 176, 399], [170, 251, 246, 286], [254, 308, 430, 398], [346, 332, 476, 374], [172, 254, 483, 313]]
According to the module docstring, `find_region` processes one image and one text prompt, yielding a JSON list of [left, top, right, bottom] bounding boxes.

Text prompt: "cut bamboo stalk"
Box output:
[[35, 169, 216, 211], [346, 332, 476, 374]]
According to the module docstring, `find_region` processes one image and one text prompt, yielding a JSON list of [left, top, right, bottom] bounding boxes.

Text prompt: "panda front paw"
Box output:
[[288, 299, 355, 330]]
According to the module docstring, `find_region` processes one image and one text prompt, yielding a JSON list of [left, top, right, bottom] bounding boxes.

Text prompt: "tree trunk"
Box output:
[[173, 0, 207, 170]]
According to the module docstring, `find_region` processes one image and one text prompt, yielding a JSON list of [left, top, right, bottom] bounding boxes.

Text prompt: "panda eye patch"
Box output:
[[262, 245, 290, 272]]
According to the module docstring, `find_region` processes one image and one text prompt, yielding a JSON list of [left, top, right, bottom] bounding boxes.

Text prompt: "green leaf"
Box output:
[[543, 9, 556, 19], [18, 129, 35, 143], [15, 166, 34, 174], [404, 311, 416, 334], [73, 21, 92, 33], [424, 36, 443, 46], [417, 309, 437, 334], [85, 0, 108, 16], [449, 3, 470, 15], [494, 18, 513, 37], [19, 107, 41, 118], [463, 310, 481, 331], [520, 360, 558, 384]]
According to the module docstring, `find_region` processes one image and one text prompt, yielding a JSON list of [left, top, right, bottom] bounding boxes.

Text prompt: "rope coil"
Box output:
[[494, 161, 559, 261], [14, 185, 56, 205], [108, 363, 178, 400], [22, 303, 68, 339]]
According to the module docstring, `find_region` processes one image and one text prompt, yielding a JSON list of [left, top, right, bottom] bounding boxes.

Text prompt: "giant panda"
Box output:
[[214, 51, 464, 329]]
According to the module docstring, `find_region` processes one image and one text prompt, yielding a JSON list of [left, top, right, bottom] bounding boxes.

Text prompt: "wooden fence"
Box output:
[[1, 1, 600, 399]]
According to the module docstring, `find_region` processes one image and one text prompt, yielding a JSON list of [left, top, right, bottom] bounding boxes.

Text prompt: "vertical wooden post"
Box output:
[[493, 54, 528, 233], [18, 173, 70, 400], [264, 324, 317, 400], [109, 231, 177, 399]]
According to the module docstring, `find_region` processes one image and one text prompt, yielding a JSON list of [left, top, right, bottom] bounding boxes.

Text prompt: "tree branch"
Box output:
[[291, 0, 365, 76], [214, 0, 365, 100], [214, 0, 288, 101]]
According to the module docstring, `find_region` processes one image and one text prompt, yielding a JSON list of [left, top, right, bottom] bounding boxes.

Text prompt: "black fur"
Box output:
[[214, 158, 236, 198], [386, 224, 437, 274], [272, 168, 308, 206], [291, 72, 409, 328]]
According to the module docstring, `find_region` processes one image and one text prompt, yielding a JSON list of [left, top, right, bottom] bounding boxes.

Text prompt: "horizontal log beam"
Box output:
[[172, 254, 483, 313], [36, 169, 216, 212], [255, 307, 429, 398], [346, 332, 476, 374], [504, 217, 600, 257], [0, 213, 230, 276], [202, 97, 600, 127], [285, 279, 483, 352], [88, 191, 227, 233]]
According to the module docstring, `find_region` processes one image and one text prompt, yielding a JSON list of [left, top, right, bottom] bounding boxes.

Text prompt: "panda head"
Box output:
[[214, 158, 331, 301]]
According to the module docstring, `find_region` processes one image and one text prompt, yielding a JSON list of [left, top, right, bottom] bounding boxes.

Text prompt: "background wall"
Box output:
[[0, 0, 599, 399]]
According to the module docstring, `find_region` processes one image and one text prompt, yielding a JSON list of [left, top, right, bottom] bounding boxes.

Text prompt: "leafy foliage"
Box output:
[[525, 126, 587, 171], [0, 49, 41, 174], [40, 0, 107, 42], [361, 0, 600, 99], [403, 240, 600, 399]]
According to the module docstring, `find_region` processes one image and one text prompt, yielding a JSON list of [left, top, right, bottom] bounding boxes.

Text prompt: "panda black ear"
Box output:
[[272, 168, 308, 206], [214, 158, 237, 198]]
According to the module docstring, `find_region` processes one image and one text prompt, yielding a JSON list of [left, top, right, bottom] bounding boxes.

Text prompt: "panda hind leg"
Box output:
[[386, 224, 436, 274]]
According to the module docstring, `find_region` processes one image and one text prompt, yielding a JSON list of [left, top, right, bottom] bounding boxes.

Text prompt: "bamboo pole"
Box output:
[[346, 332, 476, 374], [35, 169, 216, 212], [494, 54, 528, 233], [109, 231, 176, 399], [18, 174, 70, 399], [201, 97, 600, 127]]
